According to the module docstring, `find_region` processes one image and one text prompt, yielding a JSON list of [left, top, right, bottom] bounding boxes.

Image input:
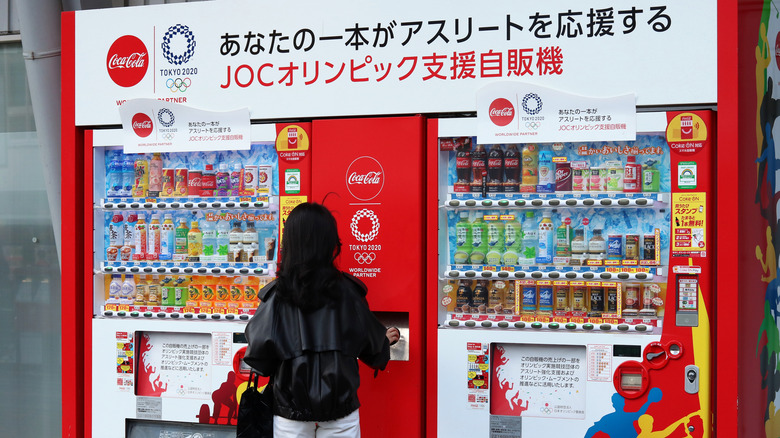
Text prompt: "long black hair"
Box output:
[[275, 202, 342, 309]]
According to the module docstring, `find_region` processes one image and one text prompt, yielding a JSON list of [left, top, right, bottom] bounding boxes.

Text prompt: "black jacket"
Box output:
[[243, 273, 390, 422]]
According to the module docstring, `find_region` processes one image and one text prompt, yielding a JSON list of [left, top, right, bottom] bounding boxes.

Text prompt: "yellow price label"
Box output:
[[473, 379, 485, 387], [468, 371, 477, 379], [468, 354, 478, 362], [479, 363, 489, 371]]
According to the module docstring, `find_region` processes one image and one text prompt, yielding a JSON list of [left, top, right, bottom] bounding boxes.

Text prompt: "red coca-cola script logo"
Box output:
[[106, 35, 149, 88], [345, 156, 385, 201], [131, 113, 154, 138], [488, 98, 515, 127]]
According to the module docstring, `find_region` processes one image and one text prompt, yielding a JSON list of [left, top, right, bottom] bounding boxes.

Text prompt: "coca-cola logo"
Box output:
[[488, 98, 515, 127], [556, 167, 572, 181], [106, 35, 149, 87], [345, 156, 385, 201], [131, 113, 154, 138]]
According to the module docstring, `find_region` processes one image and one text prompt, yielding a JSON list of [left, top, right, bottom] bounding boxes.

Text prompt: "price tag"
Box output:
[[117, 305, 130, 312], [105, 304, 118, 311]]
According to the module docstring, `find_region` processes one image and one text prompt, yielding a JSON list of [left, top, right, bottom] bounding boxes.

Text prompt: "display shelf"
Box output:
[[101, 304, 255, 321], [442, 313, 659, 333], [100, 261, 273, 276], [98, 196, 273, 210], [443, 266, 660, 281], [445, 192, 668, 209]]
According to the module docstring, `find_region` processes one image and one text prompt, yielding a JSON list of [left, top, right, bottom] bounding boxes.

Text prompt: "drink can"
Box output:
[[589, 167, 605, 191], [625, 234, 639, 260], [537, 282, 553, 314], [161, 168, 175, 197], [243, 165, 258, 194], [588, 285, 605, 315], [188, 170, 202, 197], [230, 284, 245, 303], [175, 168, 188, 197], [643, 234, 656, 260], [256, 165, 272, 195], [607, 235, 623, 259], [623, 283, 640, 315], [606, 285, 619, 313], [555, 162, 572, 191]]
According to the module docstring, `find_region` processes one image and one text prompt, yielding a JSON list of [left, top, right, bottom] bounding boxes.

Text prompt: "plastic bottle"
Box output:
[[174, 219, 189, 261], [554, 216, 573, 265], [106, 151, 123, 197], [133, 215, 148, 260], [230, 162, 243, 196], [537, 147, 555, 193], [242, 221, 259, 262], [521, 144, 538, 188], [503, 213, 522, 265], [216, 163, 231, 196], [134, 275, 149, 306], [148, 153, 164, 196], [588, 229, 607, 261], [133, 156, 149, 197], [216, 217, 230, 262], [160, 214, 175, 261], [121, 213, 136, 261], [470, 144, 487, 193], [108, 274, 122, 304], [228, 220, 244, 262], [487, 144, 504, 193], [146, 275, 161, 306], [201, 219, 217, 262], [120, 275, 135, 305], [469, 215, 488, 265], [519, 211, 537, 265], [485, 211, 505, 265], [121, 154, 135, 197], [108, 212, 124, 250], [503, 144, 520, 193], [453, 212, 472, 264], [570, 228, 587, 266], [201, 164, 216, 196], [623, 156, 642, 192], [188, 221, 203, 261], [642, 159, 660, 192], [536, 211, 554, 264], [146, 214, 161, 260]]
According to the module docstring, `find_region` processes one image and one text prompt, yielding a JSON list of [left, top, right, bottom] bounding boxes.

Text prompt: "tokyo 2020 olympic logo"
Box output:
[[522, 93, 543, 115], [157, 108, 175, 127], [350, 209, 380, 242], [161, 24, 196, 65]]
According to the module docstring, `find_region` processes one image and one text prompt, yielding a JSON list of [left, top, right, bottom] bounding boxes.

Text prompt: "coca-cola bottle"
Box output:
[[487, 144, 504, 193], [455, 141, 472, 184], [503, 144, 520, 192], [470, 144, 487, 193]]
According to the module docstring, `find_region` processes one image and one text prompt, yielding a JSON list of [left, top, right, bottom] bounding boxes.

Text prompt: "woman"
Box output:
[[243, 202, 400, 437]]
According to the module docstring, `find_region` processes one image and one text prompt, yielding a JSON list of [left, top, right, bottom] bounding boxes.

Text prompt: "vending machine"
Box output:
[[428, 105, 715, 437]]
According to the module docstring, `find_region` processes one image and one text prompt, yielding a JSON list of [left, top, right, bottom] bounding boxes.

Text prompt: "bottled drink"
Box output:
[[469, 215, 488, 265], [147, 275, 161, 306], [453, 212, 472, 264], [121, 213, 136, 261], [623, 283, 640, 316], [455, 280, 473, 313], [504, 282, 517, 315], [159, 214, 175, 261], [120, 275, 135, 305], [133, 156, 149, 197], [470, 144, 487, 193], [230, 163, 243, 196], [242, 221, 259, 262], [174, 219, 189, 261], [455, 142, 471, 184], [148, 153, 164, 196], [133, 215, 148, 260], [485, 212, 505, 265], [107, 152, 123, 197], [216, 163, 230, 196], [174, 276, 189, 307], [503, 144, 520, 192], [555, 217, 573, 265], [216, 218, 231, 262], [588, 229, 607, 261], [486, 144, 504, 193], [108, 212, 124, 250], [134, 275, 149, 306], [201, 219, 217, 262], [472, 280, 489, 314], [146, 214, 161, 261], [589, 285, 605, 316], [521, 282, 537, 315], [487, 282, 504, 314], [536, 211, 554, 264], [201, 164, 216, 196], [537, 281, 553, 315], [623, 156, 641, 192], [554, 283, 570, 314], [519, 211, 537, 265], [570, 228, 587, 266], [642, 160, 660, 192], [160, 276, 175, 306], [537, 147, 555, 193], [188, 221, 203, 262], [228, 220, 244, 262], [121, 154, 135, 197], [108, 274, 122, 304], [521, 144, 538, 187], [503, 214, 522, 265]]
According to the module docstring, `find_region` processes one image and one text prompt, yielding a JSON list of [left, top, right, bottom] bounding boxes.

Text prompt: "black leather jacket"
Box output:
[[243, 273, 390, 422]]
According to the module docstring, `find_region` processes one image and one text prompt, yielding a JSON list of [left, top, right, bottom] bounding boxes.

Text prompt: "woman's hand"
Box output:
[[386, 327, 400, 346]]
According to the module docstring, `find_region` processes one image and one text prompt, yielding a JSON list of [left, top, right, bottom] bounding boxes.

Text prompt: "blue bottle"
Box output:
[[106, 151, 123, 197], [121, 154, 135, 197]]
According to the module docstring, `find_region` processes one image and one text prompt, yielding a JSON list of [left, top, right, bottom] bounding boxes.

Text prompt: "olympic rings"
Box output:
[[525, 122, 540, 130], [166, 77, 191, 92], [353, 252, 377, 264], [350, 209, 380, 242]]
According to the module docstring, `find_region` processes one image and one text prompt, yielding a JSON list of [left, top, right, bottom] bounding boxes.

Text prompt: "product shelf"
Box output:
[[444, 192, 668, 209], [98, 196, 273, 211], [442, 266, 660, 281], [100, 305, 255, 321], [441, 314, 660, 333], [99, 261, 274, 276]]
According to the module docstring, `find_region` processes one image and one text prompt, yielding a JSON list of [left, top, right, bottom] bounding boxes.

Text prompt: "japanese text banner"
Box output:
[[477, 82, 636, 144], [119, 98, 250, 153]]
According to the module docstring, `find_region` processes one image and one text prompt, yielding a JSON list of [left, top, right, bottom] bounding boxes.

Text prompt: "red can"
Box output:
[[161, 168, 175, 197], [188, 170, 202, 197], [555, 162, 572, 191]]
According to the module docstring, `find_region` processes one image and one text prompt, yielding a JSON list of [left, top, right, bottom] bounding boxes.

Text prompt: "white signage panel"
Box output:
[[477, 82, 636, 144], [119, 98, 250, 153], [74, 1, 716, 125]]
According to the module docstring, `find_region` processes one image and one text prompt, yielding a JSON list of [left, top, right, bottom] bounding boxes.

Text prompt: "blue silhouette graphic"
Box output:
[[584, 387, 663, 438]]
